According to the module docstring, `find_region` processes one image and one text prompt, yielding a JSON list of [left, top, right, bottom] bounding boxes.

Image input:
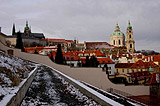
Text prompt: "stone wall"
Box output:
[[6, 66, 38, 106], [0, 41, 150, 96]]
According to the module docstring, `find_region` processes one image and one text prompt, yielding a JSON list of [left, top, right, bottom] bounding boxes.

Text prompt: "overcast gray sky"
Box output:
[[0, 0, 160, 52]]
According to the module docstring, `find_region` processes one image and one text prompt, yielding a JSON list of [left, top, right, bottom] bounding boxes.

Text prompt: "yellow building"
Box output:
[[115, 60, 159, 75]]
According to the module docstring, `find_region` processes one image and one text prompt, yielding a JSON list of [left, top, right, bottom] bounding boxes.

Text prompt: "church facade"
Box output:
[[6, 21, 46, 47], [110, 21, 135, 53]]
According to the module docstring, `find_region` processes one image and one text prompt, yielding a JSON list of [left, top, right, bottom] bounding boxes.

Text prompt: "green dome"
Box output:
[[110, 23, 125, 37], [111, 31, 125, 36]]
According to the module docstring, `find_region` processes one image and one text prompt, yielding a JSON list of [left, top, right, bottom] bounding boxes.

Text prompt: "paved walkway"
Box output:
[[21, 65, 100, 106]]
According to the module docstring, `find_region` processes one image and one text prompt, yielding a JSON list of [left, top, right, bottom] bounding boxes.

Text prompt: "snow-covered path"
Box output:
[[21, 65, 100, 106]]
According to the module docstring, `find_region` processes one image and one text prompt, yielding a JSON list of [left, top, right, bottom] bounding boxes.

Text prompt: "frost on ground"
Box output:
[[0, 51, 35, 101], [21, 65, 101, 106]]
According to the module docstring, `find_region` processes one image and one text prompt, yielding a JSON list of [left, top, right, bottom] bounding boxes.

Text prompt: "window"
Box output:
[[117, 69, 118, 73], [130, 44, 132, 48], [108, 67, 111, 70], [122, 69, 124, 73], [129, 34, 131, 38], [113, 40, 115, 45], [127, 69, 129, 73], [119, 40, 121, 45]]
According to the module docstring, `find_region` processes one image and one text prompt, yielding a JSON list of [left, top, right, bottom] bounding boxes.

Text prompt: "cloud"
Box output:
[[0, 0, 160, 52]]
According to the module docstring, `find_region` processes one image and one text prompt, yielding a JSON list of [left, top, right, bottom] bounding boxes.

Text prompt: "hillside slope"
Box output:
[[0, 50, 35, 101]]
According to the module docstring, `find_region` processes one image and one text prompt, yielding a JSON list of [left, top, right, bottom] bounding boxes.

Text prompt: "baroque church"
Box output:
[[110, 21, 135, 53]]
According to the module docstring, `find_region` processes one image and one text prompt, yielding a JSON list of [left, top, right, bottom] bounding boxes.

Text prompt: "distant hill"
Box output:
[[135, 50, 160, 56]]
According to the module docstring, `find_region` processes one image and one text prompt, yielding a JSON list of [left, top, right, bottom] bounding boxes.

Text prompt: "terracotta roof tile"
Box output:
[[97, 58, 114, 64], [131, 60, 158, 68], [115, 63, 134, 68], [66, 40, 74, 42]]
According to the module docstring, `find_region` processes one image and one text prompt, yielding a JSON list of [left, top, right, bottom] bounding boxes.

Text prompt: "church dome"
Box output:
[[110, 23, 125, 37], [111, 31, 125, 36]]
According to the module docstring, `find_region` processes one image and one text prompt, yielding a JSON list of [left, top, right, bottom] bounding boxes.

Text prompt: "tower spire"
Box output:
[[128, 20, 130, 26], [12, 23, 16, 35], [127, 20, 132, 30], [26, 21, 28, 27]]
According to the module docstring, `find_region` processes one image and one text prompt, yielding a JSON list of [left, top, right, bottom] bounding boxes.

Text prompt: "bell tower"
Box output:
[[126, 21, 135, 53], [24, 21, 31, 37]]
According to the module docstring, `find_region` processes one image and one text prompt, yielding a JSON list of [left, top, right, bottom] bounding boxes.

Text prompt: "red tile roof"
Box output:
[[142, 55, 160, 62], [129, 71, 150, 77], [48, 51, 80, 61], [146, 73, 160, 85], [97, 58, 114, 64], [24, 47, 45, 51], [86, 42, 114, 49], [131, 60, 158, 68], [66, 40, 74, 42], [76, 43, 84, 45], [137, 54, 143, 59], [24, 46, 65, 52], [48, 50, 109, 62], [115, 63, 134, 68], [115, 60, 158, 69], [128, 71, 151, 81]]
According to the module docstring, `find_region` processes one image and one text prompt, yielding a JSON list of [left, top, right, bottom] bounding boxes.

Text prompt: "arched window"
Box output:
[[129, 34, 131, 38], [130, 44, 132, 48], [119, 40, 121, 45]]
